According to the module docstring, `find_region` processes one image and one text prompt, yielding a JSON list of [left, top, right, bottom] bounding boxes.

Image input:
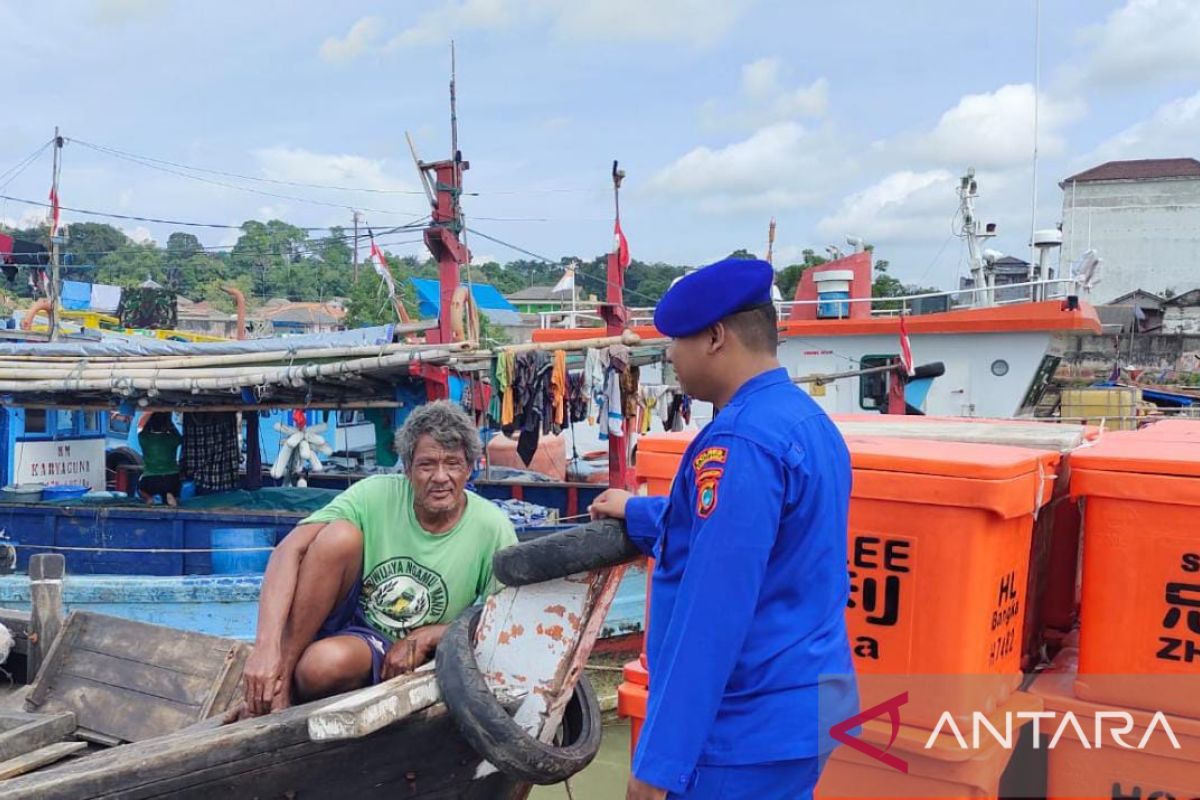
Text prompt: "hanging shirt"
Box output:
[[302, 475, 518, 640], [139, 427, 181, 477], [623, 367, 858, 792]]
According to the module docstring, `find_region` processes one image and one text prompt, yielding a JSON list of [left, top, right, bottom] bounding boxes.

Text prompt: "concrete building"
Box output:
[[1060, 158, 1200, 303], [1163, 289, 1200, 335]]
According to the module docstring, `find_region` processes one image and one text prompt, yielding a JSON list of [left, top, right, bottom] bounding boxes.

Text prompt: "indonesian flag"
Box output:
[[898, 313, 915, 376], [552, 263, 575, 294], [613, 219, 630, 269], [367, 227, 411, 324], [48, 187, 61, 237]]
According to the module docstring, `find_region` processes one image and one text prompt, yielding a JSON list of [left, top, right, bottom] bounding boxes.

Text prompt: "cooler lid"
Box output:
[[1069, 431, 1200, 478], [847, 436, 1060, 480]]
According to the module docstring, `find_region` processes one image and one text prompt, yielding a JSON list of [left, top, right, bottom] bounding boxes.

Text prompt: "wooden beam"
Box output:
[[0, 713, 75, 763], [307, 672, 439, 742], [27, 554, 65, 680], [0, 742, 86, 781]]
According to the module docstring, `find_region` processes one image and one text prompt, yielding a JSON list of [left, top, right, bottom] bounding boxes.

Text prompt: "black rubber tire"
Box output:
[[436, 606, 602, 785], [493, 518, 641, 587]]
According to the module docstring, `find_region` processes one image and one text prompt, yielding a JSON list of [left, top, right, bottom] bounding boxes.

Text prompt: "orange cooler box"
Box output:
[[817, 691, 1042, 800], [1069, 432, 1200, 718], [1030, 650, 1200, 800], [845, 436, 1058, 727]]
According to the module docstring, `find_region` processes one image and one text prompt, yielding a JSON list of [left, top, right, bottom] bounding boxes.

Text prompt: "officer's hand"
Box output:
[[589, 489, 632, 520], [626, 775, 667, 800]]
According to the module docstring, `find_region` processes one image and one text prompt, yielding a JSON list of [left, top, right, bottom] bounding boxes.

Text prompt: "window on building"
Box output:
[[859, 355, 898, 411], [80, 411, 101, 433]]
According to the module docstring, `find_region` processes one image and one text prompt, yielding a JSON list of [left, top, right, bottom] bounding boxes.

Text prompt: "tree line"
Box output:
[[0, 220, 936, 327]]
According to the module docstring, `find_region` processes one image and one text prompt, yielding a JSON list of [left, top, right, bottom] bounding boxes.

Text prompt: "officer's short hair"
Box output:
[[722, 303, 778, 354]]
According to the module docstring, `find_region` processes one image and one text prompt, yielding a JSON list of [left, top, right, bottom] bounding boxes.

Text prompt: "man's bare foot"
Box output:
[[166, 493, 178, 508]]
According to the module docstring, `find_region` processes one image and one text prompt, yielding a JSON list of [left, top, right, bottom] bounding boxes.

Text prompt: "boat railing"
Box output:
[[538, 279, 1081, 328]]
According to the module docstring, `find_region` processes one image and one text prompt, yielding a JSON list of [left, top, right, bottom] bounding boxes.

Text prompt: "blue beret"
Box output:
[[654, 258, 775, 337]]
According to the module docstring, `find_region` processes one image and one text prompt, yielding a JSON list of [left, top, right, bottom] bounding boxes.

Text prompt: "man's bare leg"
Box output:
[[293, 635, 375, 700], [273, 520, 364, 709]]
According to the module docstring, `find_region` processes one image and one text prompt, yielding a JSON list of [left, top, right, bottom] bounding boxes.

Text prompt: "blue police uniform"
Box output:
[[623, 258, 858, 798]]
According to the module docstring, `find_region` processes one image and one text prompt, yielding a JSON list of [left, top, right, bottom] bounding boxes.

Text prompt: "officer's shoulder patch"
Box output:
[[692, 446, 729, 473], [695, 467, 723, 518]]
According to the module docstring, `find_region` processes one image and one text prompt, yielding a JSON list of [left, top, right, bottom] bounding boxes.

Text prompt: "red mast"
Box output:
[[600, 162, 632, 490]]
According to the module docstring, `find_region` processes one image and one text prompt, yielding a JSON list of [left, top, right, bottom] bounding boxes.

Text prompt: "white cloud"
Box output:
[[1085, 90, 1200, 164], [704, 58, 827, 131], [901, 84, 1085, 169], [648, 122, 850, 213], [124, 226, 154, 244], [322, 0, 749, 58], [253, 147, 417, 195], [817, 170, 956, 242], [0, 209, 47, 230], [319, 17, 384, 63], [1080, 0, 1200, 86]]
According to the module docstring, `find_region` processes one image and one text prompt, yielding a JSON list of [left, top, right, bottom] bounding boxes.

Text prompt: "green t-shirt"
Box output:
[[301, 475, 518, 640], [139, 429, 181, 477]]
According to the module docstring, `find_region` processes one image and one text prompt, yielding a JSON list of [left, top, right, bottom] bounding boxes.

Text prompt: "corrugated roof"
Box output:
[[409, 278, 518, 318], [506, 285, 575, 302], [1061, 158, 1200, 185]]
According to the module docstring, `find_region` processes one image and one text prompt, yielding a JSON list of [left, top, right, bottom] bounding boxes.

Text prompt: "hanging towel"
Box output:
[[90, 283, 122, 313]]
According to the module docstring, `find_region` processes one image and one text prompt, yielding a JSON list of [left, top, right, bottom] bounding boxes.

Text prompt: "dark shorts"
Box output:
[[139, 473, 181, 498], [315, 579, 392, 685]]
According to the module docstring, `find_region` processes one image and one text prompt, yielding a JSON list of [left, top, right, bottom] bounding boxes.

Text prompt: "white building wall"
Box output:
[[1061, 177, 1200, 303]]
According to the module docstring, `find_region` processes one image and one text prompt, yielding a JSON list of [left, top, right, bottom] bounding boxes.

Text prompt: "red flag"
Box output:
[[48, 187, 60, 237], [898, 314, 915, 376], [613, 219, 630, 269]]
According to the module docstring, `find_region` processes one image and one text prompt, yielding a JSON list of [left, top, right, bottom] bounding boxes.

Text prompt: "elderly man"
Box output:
[[591, 258, 857, 800], [241, 400, 517, 716]]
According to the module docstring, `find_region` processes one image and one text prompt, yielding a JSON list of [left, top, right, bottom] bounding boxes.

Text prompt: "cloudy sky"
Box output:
[[2, 0, 1198, 289]]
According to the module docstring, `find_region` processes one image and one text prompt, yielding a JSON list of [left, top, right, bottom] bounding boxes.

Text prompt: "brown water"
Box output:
[[530, 722, 632, 799]]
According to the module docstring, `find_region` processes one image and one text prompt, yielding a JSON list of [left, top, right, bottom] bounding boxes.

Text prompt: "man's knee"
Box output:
[[306, 521, 363, 568], [293, 638, 371, 699]]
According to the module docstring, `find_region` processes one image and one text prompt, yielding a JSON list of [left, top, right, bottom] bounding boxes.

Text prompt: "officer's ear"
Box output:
[[707, 322, 728, 354]]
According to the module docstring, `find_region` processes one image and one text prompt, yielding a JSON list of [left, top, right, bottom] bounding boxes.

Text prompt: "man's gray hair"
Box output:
[[393, 400, 482, 470]]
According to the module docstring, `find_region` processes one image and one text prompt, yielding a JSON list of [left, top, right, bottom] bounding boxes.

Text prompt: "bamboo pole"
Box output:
[[496, 330, 643, 353], [0, 348, 461, 394]]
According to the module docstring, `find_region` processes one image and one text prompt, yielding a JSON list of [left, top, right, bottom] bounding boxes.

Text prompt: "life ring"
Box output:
[[492, 519, 640, 587], [450, 285, 481, 344], [435, 605, 602, 785]]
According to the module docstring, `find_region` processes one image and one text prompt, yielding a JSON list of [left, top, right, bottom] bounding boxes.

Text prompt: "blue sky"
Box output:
[[2, 0, 1199, 290]]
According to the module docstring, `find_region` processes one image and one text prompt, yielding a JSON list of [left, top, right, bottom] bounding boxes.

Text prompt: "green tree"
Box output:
[[96, 242, 167, 287], [776, 249, 830, 298], [64, 222, 127, 266], [725, 248, 758, 260]]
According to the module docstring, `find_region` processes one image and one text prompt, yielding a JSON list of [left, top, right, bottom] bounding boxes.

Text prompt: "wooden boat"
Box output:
[[0, 522, 638, 799]]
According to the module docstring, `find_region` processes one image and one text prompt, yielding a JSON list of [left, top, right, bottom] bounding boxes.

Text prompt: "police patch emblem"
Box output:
[[692, 446, 728, 473], [696, 467, 722, 518]]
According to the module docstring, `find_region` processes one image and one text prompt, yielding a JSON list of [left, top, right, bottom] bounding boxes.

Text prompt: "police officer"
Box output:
[[591, 257, 858, 800]]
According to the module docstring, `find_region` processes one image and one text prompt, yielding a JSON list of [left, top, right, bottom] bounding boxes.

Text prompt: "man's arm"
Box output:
[[243, 522, 324, 715], [590, 489, 668, 556], [631, 437, 781, 793]]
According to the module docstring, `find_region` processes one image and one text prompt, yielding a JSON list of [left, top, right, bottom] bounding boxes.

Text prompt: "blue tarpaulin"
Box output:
[[409, 278, 521, 326]]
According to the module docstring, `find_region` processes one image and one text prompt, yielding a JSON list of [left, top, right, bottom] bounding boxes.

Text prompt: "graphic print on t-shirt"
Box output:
[[361, 557, 450, 638]]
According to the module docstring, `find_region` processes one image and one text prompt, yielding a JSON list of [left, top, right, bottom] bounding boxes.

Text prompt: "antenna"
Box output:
[[767, 218, 776, 265]]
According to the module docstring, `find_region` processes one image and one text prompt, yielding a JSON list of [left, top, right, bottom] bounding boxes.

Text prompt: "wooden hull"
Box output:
[[0, 699, 527, 800]]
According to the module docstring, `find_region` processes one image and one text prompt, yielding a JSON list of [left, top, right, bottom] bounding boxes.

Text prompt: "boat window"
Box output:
[[24, 408, 49, 434], [109, 413, 131, 436], [57, 409, 75, 434], [859, 355, 897, 411], [80, 411, 101, 433], [337, 410, 365, 425]]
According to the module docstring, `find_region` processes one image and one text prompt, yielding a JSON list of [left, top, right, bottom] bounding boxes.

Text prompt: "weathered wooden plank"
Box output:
[[28, 554, 65, 679], [0, 741, 86, 781], [0, 713, 75, 763], [307, 672, 440, 741], [0, 699, 525, 800], [32, 674, 200, 744], [26, 612, 81, 708], [57, 648, 211, 707], [69, 614, 236, 681]]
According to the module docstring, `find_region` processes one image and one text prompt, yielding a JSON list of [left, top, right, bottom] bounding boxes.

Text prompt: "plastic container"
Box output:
[[210, 528, 274, 574], [844, 436, 1059, 727], [616, 657, 648, 758], [1069, 431, 1200, 718], [179, 480, 196, 502], [1030, 650, 1200, 800], [40, 485, 89, 501], [486, 432, 567, 481], [813, 269, 855, 319], [0, 484, 45, 502], [816, 690, 1043, 800]]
